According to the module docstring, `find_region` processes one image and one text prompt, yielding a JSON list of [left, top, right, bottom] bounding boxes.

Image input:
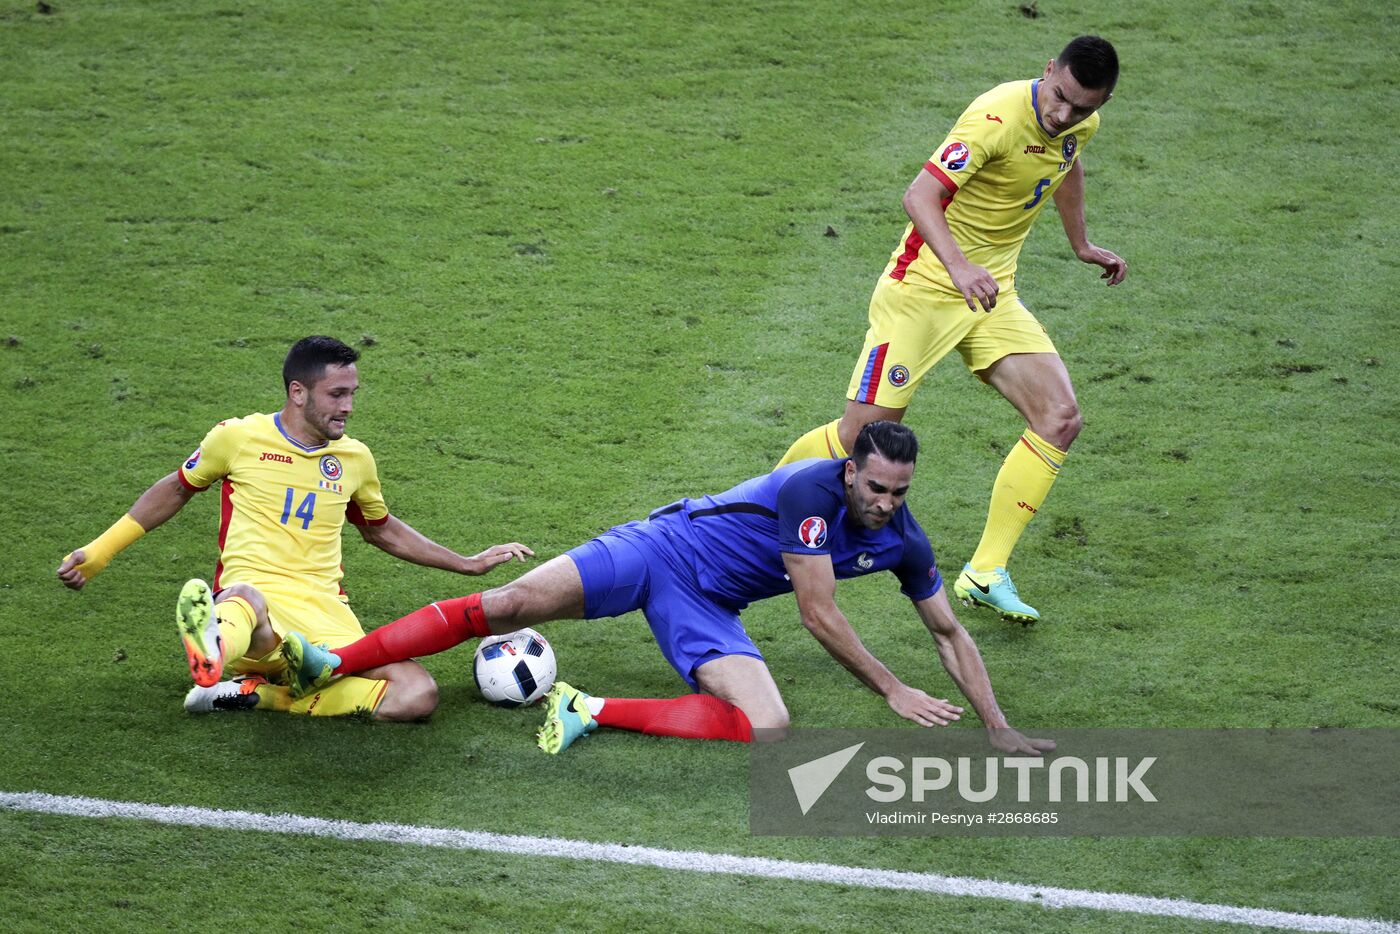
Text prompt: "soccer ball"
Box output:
[[473, 628, 556, 707]]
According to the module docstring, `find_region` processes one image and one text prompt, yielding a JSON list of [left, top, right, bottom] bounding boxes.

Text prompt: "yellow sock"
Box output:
[[969, 429, 1066, 571], [288, 677, 389, 718], [251, 681, 292, 712], [776, 419, 848, 467], [216, 597, 256, 665]]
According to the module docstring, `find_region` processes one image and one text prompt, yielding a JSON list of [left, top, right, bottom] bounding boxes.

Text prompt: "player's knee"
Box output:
[[1035, 402, 1082, 449], [744, 701, 791, 741], [408, 676, 440, 718], [481, 584, 524, 628], [378, 671, 439, 722], [217, 583, 267, 620]]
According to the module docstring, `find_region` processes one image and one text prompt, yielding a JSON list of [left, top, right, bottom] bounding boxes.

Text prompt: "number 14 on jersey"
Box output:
[[280, 487, 317, 529]]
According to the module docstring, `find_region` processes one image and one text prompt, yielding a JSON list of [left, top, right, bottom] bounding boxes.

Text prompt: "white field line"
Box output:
[[2, 792, 1395, 933]]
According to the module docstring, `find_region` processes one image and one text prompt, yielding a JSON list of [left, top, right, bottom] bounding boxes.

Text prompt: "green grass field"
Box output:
[[2, 1, 1397, 930]]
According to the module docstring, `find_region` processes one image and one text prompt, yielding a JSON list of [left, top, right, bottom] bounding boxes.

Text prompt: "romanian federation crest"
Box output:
[[799, 516, 828, 549], [319, 454, 343, 481], [1061, 134, 1078, 164], [888, 365, 910, 387]]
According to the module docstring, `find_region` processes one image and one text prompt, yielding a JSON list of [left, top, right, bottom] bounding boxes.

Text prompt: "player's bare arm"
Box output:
[[1052, 158, 1126, 285], [914, 590, 1055, 755], [784, 550, 963, 728], [57, 471, 196, 590], [903, 169, 999, 311], [355, 514, 533, 576]]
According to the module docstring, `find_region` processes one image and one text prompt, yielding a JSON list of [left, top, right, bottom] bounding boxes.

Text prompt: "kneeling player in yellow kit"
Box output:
[[57, 336, 532, 720], [778, 37, 1128, 623]]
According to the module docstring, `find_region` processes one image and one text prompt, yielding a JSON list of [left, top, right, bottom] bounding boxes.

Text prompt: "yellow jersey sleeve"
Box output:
[[178, 419, 247, 491], [346, 445, 390, 527], [924, 101, 1013, 195]]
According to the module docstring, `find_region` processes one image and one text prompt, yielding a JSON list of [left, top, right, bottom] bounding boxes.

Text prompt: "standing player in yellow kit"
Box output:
[[57, 336, 532, 720], [778, 37, 1127, 623]]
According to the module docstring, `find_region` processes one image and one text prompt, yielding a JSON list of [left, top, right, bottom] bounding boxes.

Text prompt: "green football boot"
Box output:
[[536, 681, 598, 754], [176, 578, 223, 687]]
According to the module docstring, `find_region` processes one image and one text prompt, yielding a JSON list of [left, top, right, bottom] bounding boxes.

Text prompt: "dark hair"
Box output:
[[852, 421, 918, 467], [1057, 35, 1119, 92], [283, 336, 359, 392]]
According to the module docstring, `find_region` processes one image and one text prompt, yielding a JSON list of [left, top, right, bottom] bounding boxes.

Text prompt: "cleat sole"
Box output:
[[177, 579, 222, 687]]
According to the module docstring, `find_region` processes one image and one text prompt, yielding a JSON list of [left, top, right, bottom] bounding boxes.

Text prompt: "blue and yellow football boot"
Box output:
[[536, 681, 598, 754], [280, 631, 340, 698], [953, 564, 1041, 625]]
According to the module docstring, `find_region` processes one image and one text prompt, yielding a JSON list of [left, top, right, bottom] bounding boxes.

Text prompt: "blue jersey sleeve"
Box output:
[[777, 467, 844, 556], [893, 520, 942, 601]]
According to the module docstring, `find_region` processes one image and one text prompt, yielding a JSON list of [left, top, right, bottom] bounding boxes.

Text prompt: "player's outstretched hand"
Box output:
[[1076, 243, 1127, 286], [949, 261, 999, 312], [465, 542, 535, 575], [887, 684, 963, 727], [988, 726, 1056, 756], [57, 550, 89, 590]]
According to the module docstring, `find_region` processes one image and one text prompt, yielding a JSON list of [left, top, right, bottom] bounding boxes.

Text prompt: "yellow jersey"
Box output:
[[177, 412, 389, 596], [886, 79, 1100, 293]]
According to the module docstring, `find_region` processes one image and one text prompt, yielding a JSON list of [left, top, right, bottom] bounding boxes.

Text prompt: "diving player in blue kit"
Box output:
[[281, 422, 1052, 755]]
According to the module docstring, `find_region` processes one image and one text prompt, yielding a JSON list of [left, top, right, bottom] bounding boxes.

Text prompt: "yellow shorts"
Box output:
[[845, 277, 1056, 409], [222, 584, 366, 682]]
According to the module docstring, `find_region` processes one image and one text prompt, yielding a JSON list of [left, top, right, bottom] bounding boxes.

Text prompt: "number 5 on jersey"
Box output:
[[280, 487, 317, 529], [1019, 177, 1052, 210], [1024, 177, 1051, 210]]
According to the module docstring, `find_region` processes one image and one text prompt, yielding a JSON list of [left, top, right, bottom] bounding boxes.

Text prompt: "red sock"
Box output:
[[593, 694, 753, 742], [333, 594, 488, 674]]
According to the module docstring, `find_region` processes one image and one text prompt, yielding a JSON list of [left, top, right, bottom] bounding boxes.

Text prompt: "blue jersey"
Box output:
[[645, 459, 942, 610]]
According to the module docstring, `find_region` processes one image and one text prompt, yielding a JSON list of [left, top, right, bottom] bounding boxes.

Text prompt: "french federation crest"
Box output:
[[1061, 134, 1078, 164], [799, 516, 828, 549], [939, 141, 970, 172], [319, 454, 343, 481]]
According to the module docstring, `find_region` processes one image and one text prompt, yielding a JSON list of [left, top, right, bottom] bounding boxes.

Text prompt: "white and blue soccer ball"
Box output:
[[473, 628, 556, 707]]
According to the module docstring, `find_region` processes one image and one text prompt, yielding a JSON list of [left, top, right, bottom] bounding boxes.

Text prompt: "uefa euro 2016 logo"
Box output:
[[939, 141, 970, 172], [319, 455, 343, 481], [799, 516, 828, 549]]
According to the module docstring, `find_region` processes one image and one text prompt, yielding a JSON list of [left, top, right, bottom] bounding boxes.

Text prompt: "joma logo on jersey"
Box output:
[[259, 452, 294, 464], [1017, 500, 1038, 514], [1024, 144, 1046, 154]]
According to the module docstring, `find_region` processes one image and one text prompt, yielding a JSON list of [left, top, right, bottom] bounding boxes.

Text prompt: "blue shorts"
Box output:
[[565, 521, 764, 689]]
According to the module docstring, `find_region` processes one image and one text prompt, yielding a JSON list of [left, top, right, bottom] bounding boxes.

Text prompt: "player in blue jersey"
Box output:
[[281, 422, 1051, 755]]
